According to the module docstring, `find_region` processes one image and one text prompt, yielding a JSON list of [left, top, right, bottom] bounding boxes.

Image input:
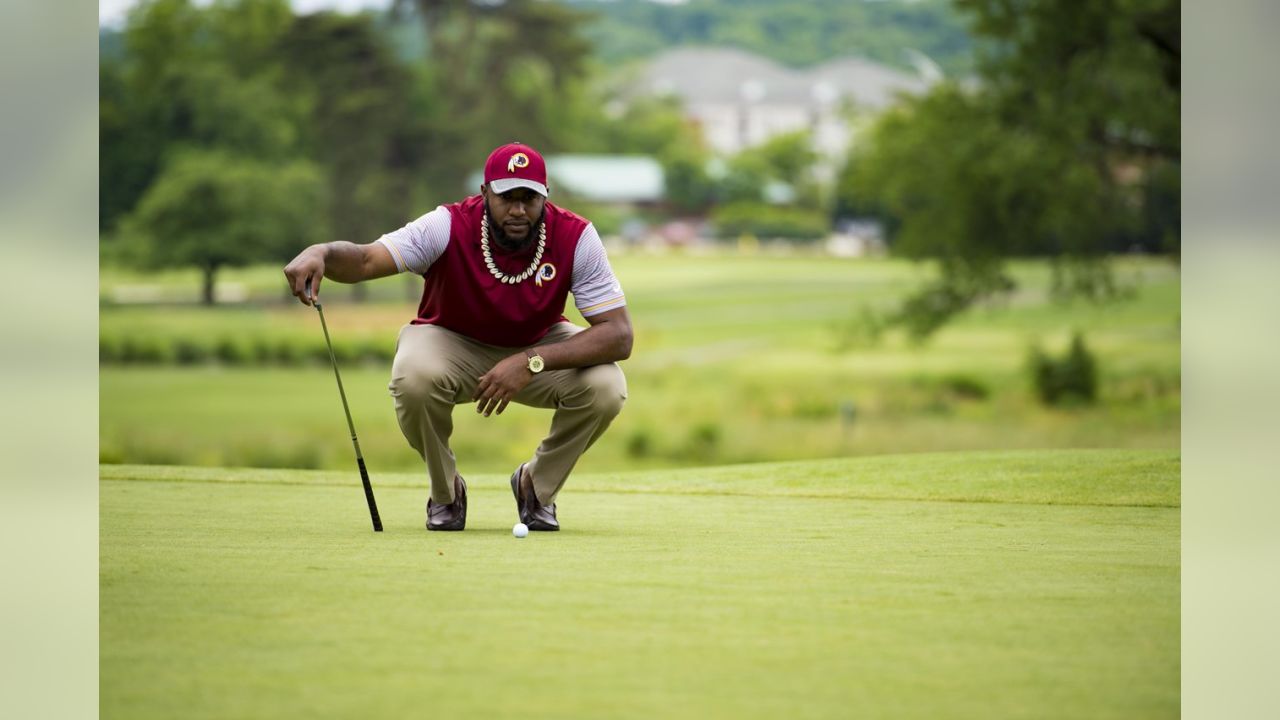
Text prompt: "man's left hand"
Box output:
[[474, 354, 533, 417]]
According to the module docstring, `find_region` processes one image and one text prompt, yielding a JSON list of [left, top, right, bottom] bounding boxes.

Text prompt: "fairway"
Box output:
[[101, 255, 1180, 472], [100, 450, 1179, 718]]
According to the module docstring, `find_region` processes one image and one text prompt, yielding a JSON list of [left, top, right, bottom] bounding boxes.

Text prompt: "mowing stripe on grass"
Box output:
[[100, 448, 1179, 508]]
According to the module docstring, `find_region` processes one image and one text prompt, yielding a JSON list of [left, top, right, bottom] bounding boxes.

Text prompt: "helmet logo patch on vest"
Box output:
[[535, 262, 556, 287]]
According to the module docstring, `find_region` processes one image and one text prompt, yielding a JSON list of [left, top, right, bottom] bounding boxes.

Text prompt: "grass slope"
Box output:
[[101, 450, 1180, 719]]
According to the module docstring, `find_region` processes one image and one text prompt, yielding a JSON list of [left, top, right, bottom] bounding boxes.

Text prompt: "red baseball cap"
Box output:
[[484, 142, 549, 197]]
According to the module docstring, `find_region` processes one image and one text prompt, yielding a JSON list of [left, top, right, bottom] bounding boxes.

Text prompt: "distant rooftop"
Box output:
[[642, 47, 929, 110]]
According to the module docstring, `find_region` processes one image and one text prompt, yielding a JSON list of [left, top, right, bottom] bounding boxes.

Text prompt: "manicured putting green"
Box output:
[[100, 450, 1179, 719]]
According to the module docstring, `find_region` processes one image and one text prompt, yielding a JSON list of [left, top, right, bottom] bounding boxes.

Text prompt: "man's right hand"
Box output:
[[283, 245, 327, 306], [283, 241, 398, 305]]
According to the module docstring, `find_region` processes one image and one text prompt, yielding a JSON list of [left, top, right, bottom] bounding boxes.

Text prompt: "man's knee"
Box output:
[[576, 364, 627, 419], [389, 355, 457, 404]]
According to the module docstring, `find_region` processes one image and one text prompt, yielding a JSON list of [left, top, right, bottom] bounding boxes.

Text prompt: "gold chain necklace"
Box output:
[[481, 215, 547, 285]]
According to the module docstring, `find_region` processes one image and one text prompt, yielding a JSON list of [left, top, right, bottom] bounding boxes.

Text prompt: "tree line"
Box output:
[[102, 0, 1178, 337], [101, 0, 709, 303]]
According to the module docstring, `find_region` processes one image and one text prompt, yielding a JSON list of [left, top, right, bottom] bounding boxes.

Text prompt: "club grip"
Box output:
[[306, 277, 322, 309], [357, 457, 383, 532]]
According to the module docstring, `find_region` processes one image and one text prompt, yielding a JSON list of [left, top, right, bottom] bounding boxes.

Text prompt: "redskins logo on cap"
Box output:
[[507, 152, 530, 173]]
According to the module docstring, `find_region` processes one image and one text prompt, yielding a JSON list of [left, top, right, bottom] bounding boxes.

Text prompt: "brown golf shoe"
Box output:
[[427, 475, 467, 531], [510, 464, 559, 532]]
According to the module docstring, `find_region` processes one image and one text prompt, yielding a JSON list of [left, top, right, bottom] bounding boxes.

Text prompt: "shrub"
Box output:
[[120, 336, 172, 364], [683, 422, 722, 462], [251, 339, 276, 364], [360, 340, 395, 364], [940, 374, 990, 401], [321, 341, 351, 364], [1029, 333, 1099, 405], [266, 340, 301, 365], [214, 337, 251, 365], [98, 441, 124, 464], [625, 428, 654, 459], [173, 338, 211, 365], [99, 332, 389, 367], [100, 336, 122, 364]]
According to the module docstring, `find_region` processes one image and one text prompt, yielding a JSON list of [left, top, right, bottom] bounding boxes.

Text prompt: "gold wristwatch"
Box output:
[[525, 351, 545, 374]]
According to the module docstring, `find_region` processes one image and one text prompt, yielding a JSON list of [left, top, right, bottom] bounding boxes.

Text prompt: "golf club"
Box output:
[[308, 278, 383, 532]]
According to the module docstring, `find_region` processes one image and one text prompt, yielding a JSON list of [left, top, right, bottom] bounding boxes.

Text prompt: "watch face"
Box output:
[[528, 355, 545, 373]]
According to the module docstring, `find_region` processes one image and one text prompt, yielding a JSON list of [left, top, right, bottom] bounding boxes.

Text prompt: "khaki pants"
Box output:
[[388, 322, 627, 506]]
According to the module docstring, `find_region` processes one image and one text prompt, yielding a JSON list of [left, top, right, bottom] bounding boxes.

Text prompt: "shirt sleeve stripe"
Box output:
[[579, 295, 627, 316], [376, 206, 451, 275], [571, 223, 627, 316], [379, 237, 411, 273]]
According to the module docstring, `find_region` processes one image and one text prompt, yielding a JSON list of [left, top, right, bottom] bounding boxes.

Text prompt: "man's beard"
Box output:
[[485, 203, 544, 253]]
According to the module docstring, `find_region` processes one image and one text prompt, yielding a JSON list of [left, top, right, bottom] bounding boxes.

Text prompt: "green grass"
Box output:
[[100, 449, 1179, 718], [100, 254, 1180, 471]]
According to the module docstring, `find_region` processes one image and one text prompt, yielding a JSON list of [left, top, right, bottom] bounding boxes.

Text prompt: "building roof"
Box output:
[[548, 155, 665, 204]]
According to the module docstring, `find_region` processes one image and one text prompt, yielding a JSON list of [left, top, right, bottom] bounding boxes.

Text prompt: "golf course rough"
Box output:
[[100, 449, 1179, 719]]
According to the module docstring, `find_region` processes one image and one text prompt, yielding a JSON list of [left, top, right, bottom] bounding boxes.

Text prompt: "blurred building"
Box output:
[[827, 219, 887, 258], [546, 155, 665, 206], [640, 47, 931, 157]]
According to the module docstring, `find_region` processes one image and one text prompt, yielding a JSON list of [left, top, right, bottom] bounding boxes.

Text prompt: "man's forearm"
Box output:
[[317, 241, 372, 283], [530, 321, 632, 371]]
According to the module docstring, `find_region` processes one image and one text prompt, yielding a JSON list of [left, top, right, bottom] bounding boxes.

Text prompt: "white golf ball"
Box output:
[[512, 523, 529, 538]]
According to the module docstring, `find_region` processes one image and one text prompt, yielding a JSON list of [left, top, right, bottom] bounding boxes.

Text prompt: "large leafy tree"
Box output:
[[840, 0, 1179, 337], [104, 0, 328, 303], [959, 0, 1178, 164], [101, 0, 304, 232], [121, 150, 326, 305]]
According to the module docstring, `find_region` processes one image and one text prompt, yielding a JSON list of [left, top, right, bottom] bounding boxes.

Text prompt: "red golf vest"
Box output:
[[411, 195, 588, 348]]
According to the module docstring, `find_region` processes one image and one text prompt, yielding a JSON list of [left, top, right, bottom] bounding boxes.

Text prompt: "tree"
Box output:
[[721, 130, 822, 208], [571, 94, 715, 213], [101, 58, 161, 232], [278, 11, 432, 299], [101, 0, 305, 233], [120, 150, 326, 305], [103, 0, 347, 304], [838, 0, 1179, 338], [958, 0, 1178, 164], [394, 0, 595, 177], [961, 0, 1179, 260]]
